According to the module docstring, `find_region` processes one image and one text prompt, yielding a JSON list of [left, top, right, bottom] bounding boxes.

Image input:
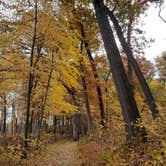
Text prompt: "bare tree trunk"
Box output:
[[60, 114, 65, 135], [105, 6, 158, 119], [0, 110, 3, 133], [2, 94, 7, 135], [53, 115, 57, 135], [72, 114, 81, 141], [29, 105, 34, 134], [11, 100, 16, 135], [93, 0, 145, 138], [127, 17, 134, 92], [103, 70, 111, 124], [37, 51, 54, 140], [23, 1, 38, 158], [105, 86, 109, 123]]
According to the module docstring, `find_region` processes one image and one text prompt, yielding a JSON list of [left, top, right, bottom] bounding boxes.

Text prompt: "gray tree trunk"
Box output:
[[105, 6, 158, 119], [2, 94, 7, 134], [93, 0, 144, 138]]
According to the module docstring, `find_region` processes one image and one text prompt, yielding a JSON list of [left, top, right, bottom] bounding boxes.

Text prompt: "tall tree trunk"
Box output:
[[93, 0, 144, 138], [103, 70, 111, 124], [127, 16, 133, 92], [0, 110, 3, 133], [29, 47, 42, 134], [2, 94, 7, 135], [11, 100, 16, 135], [105, 86, 109, 123], [23, 1, 38, 158], [80, 39, 94, 133], [53, 115, 57, 135], [59, 115, 65, 135], [29, 104, 34, 134], [72, 113, 81, 141], [37, 51, 54, 140], [80, 22, 106, 126], [105, 6, 158, 119]]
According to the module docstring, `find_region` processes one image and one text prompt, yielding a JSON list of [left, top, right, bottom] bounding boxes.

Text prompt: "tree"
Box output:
[[155, 52, 166, 83], [59, 1, 96, 132], [136, 56, 155, 82], [23, 0, 38, 158], [104, 5, 158, 119], [80, 39, 94, 133], [80, 22, 106, 126], [92, 0, 145, 138], [0, 0, 82, 157]]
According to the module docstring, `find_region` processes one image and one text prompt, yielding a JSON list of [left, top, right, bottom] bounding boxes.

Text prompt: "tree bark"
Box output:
[[23, 1, 38, 158], [93, 0, 144, 138], [53, 115, 57, 135], [37, 51, 54, 140], [29, 102, 35, 134], [72, 113, 82, 141], [127, 15, 134, 91], [105, 6, 158, 119], [0, 110, 3, 133], [103, 70, 111, 124], [2, 94, 7, 135], [11, 100, 16, 135]]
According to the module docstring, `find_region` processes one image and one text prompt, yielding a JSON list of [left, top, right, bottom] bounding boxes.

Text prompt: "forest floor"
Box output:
[[26, 138, 84, 166]]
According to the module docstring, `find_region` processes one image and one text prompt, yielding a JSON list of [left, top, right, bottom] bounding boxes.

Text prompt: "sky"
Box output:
[[142, 3, 166, 63], [0, 1, 165, 63]]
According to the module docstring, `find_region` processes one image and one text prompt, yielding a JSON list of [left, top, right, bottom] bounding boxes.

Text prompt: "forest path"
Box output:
[[28, 139, 83, 166]]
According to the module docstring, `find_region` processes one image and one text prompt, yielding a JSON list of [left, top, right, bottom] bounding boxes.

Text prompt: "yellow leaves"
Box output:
[[0, 144, 22, 165], [46, 80, 77, 115], [149, 80, 166, 107], [50, 102, 77, 115], [57, 60, 80, 89], [0, 54, 28, 94], [0, 1, 82, 118], [34, 0, 38, 3]]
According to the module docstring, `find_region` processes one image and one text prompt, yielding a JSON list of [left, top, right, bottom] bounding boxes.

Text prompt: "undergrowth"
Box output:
[[79, 109, 166, 166]]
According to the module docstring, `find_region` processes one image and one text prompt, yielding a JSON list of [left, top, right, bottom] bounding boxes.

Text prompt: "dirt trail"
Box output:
[[28, 139, 83, 166]]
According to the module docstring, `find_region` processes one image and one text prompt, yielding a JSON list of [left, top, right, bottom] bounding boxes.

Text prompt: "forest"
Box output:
[[0, 0, 166, 165]]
